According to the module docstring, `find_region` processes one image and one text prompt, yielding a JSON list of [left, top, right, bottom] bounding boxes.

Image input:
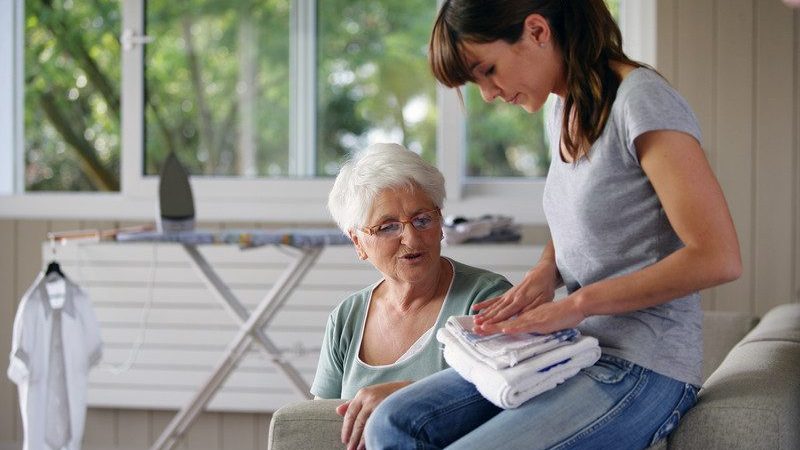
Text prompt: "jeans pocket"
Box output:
[[580, 355, 633, 384], [649, 383, 699, 446]]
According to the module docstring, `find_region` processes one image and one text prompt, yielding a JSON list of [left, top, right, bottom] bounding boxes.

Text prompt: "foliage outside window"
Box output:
[[24, 0, 120, 191], [316, 0, 437, 175], [144, 0, 291, 178]]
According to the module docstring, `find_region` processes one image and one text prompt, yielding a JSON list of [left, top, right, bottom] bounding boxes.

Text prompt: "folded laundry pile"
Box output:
[[437, 315, 601, 409], [442, 214, 521, 245]]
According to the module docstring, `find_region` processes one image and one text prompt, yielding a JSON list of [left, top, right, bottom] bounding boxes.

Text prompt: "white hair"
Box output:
[[328, 143, 446, 233]]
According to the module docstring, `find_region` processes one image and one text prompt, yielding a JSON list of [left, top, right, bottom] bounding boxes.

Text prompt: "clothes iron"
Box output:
[[158, 152, 196, 233]]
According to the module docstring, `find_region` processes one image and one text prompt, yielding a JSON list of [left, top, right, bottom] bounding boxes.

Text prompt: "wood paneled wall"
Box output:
[[657, 0, 799, 315], [1, 1, 798, 449]]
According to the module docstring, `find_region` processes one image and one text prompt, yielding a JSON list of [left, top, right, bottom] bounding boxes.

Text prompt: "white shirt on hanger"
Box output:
[[8, 271, 103, 450]]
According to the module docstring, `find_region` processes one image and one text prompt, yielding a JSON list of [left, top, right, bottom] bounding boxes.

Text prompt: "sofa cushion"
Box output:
[[268, 399, 345, 450], [740, 303, 800, 344], [667, 303, 800, 449]]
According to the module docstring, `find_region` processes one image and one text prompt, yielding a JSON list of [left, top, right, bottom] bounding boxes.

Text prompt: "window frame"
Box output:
[[0, 0, 655, 224], [0, 0, 21, 197]]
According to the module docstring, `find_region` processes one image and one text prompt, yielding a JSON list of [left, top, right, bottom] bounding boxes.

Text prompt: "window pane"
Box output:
[[24, 0, 121, 191], [144, 0, 290, 177], [465, 88, 549, 178], [465, 0, 620, 179], [317, 0, 438, 176]]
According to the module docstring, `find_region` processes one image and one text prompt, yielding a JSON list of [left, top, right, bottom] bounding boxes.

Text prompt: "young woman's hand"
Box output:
[[336, 380, 411, 450], [477, 294, 586, 335], [472, 259, 560, 333]]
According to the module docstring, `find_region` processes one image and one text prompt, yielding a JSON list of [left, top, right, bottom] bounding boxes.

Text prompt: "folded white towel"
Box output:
[[445, 315, 580, 369], [437, 327, 601, 409]]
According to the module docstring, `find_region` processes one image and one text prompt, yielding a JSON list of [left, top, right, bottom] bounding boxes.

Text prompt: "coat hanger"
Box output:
[[44, 234, 65, 278], [45, 260, 64, 278]]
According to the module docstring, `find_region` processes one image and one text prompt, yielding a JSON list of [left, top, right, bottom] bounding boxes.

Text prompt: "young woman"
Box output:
[[365, 1, 741, 449]]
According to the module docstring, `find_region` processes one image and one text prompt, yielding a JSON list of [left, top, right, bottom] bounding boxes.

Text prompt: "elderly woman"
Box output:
[[312, 143, 511, 450]]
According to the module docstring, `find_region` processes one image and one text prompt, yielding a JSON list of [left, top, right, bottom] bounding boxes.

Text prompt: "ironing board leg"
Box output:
[[150, 245, 323, 450]]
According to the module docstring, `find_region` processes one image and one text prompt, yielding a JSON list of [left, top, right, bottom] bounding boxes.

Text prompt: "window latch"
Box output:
[[121, 29, 154, 51]]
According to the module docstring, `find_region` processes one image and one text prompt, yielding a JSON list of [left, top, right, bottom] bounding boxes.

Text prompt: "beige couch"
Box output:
[[268, 303, 800, 449]]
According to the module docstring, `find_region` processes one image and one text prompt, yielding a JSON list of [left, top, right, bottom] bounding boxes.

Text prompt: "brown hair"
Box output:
[[429, 0, 643, 160]]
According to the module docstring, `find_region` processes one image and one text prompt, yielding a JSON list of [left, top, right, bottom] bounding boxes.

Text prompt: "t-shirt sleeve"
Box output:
[[7, 299, 36, 384], [309, 314, 344, 399], [622, 78, 703, 163], [466, 274, 513, 315]]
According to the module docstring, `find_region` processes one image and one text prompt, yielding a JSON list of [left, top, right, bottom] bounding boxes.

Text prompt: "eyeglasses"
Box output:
[[359, 208, 441, 239]]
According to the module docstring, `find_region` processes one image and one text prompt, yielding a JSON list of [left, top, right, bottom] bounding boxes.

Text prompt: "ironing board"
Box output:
[[115, 228, 350, 450]]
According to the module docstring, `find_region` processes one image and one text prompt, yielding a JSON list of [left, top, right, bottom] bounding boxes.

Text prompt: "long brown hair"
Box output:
[[429, 0, 643, 160]]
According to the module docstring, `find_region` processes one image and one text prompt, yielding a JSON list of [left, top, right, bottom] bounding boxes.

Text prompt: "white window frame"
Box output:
[[0, 0, 655, 224], [0, 0, 21, 197]]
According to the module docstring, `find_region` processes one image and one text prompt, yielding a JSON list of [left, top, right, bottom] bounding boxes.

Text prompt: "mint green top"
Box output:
[[311, 258, 512, 399]]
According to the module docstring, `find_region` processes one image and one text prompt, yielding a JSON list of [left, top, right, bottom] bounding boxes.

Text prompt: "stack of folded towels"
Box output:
[[437, 315, 601, 409]]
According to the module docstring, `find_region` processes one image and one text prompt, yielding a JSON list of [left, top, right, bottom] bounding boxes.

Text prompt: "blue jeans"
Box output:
[[365, 355, 698, 450]]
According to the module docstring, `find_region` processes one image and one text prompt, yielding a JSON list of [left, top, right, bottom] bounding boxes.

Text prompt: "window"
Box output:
[[1, 0, 654, 223]]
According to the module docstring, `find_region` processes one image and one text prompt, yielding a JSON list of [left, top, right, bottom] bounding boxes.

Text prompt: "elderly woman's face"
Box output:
[[351, 186, 443, 284]]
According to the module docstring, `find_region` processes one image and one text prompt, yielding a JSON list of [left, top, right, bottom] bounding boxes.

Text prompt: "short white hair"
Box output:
[[328, 143, 446, 233]]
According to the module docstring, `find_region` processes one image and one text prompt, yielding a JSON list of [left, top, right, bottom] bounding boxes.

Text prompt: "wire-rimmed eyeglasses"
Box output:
[[358, 208, 441, 239]]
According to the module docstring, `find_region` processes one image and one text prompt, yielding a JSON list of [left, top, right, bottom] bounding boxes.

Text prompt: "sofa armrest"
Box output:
[[268, 399, 346, 450], [667, 303, 800, 449]]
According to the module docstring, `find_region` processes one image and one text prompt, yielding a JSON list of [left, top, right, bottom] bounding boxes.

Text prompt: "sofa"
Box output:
[[268, 303, 800, 449]]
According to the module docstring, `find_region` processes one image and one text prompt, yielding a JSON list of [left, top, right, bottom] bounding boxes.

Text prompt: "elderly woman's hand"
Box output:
[[336, 380, 412, 450], [471, 259, 560, 334]]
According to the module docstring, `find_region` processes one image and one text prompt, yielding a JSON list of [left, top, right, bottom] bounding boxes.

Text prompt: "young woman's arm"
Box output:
[[478, 130, 742, 334]]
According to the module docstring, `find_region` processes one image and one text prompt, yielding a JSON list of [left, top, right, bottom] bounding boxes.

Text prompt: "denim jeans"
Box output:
[[365, 355, 698, 450]]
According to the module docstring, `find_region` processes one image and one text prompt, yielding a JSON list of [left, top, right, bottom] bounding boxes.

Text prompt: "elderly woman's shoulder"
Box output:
[[449, 258, 512, 286], [326, 283, 377, 325]]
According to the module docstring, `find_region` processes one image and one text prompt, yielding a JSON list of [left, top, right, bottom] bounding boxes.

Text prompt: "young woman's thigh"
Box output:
[[448, 355, 697, 450], [366, 368, 502, 448]]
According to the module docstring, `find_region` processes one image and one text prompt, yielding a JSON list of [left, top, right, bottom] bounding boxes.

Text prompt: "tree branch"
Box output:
[[36, 3, 121, 120], [182, 16, 217, 175], [40, 92, 119, 191]]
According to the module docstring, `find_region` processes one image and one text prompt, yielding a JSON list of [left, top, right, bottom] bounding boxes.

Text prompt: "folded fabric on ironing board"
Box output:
[[437, 327, 601, 409]]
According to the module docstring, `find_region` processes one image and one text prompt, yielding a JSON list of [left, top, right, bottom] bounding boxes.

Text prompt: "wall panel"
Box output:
[[713, 0, 755, 312], [754, 0, 796, 316], [0, 220, 16, 445], [795, 8, 800, 307]]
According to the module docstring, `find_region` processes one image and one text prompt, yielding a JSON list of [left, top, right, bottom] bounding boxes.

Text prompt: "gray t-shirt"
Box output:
[[543, 68, 704, 386], [311, 258, 512, 399]]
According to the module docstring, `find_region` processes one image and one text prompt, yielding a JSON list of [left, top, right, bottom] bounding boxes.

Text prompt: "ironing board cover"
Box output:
[[116, 228, 350, 248]]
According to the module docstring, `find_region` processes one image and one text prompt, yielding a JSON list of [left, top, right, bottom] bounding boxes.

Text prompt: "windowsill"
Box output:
[[0, 184, 548, 224]]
